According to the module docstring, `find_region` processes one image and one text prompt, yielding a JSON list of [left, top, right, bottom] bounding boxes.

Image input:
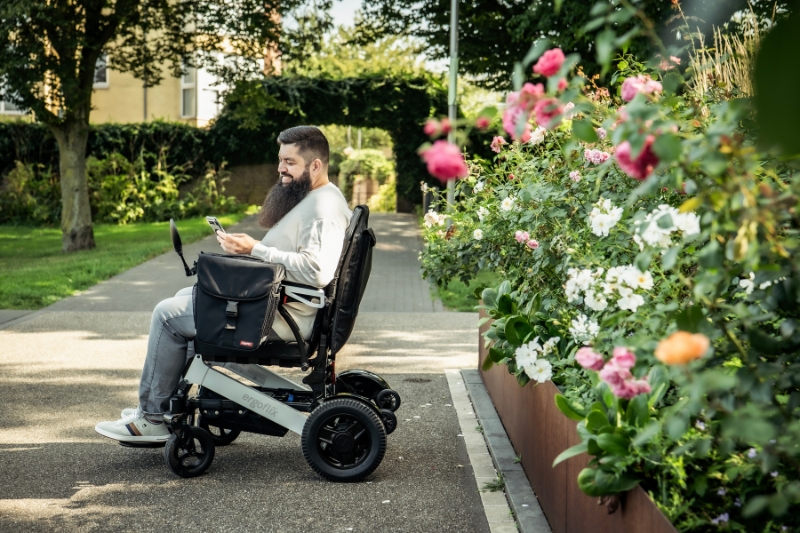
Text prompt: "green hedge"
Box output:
[[0, 76, 496, 210]]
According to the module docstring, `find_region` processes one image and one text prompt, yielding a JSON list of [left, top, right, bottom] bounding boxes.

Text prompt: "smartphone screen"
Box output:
[[206, 216, 226, 234]]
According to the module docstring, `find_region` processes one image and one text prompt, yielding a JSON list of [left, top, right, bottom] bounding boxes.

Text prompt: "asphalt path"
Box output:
[[0, 214, 488, 533]]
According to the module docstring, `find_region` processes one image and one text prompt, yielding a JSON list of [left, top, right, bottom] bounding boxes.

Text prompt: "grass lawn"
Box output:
[[433, 270, 500, 312], [0, 213, 247, 310]]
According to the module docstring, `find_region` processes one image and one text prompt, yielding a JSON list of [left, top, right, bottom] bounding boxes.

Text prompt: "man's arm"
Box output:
[[218, 219, 345, 287]]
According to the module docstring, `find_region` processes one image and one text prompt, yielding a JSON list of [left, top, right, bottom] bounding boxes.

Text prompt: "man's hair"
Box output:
[[277, 126, 329, 167]]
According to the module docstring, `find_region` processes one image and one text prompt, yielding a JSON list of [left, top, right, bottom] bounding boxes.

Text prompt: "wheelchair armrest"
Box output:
[[282, 282, 325, 309]]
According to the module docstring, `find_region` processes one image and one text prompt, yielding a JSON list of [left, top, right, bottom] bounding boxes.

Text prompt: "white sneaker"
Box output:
[[121, 407, 138, 418], [95, 412, 170, 444]]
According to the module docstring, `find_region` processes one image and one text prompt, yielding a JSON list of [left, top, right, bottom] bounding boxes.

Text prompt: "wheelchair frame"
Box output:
[[160, 208, 400, 480]]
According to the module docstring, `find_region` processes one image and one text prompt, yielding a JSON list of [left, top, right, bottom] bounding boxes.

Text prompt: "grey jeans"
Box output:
[[138, 286, 282, 415], [138, 286, 197, 416]]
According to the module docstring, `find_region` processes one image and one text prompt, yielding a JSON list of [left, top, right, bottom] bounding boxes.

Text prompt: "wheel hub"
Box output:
[[332, 431, 355, 452]]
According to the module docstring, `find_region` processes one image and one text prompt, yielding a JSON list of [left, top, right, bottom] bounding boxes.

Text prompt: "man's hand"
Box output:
[[216, 232, 258, 255]]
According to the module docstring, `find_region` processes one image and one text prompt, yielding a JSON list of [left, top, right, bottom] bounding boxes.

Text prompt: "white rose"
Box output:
[[500, 197, 515, 211], [529, 126, 546, 145], [473, 229, 483, 240]]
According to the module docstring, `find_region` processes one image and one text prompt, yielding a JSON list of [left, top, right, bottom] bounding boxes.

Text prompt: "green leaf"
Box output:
[[595, 469, 640, 493], [675, 305, 704, 333], [555, 394, 587, 421], [489, 347, 507, 363], [577, 467, 604, 497], [522, 39, 550, 68], [754, 10, 800, 157], [663, 72, 684, 95], [596, 433, 630, 456], [632, 420, 661, 447], [586, 410, 612, 434], [572, 119, 599, 143], [497, 294, 514, 315], [625, 395, 650, 428], [652, 133, 682, 163], [516, 371, 530, 387], [505, 316, 533, 345], [679, 196, 702, 213], [552, 441, 588, 466], [661, 246, 680, 270], [608, 6, 635, 24], [481, 287, 498, 309], [742, 495, 770, 517], [481, 356, 495, 371], [554, 0, 564, 14], [635, 249, 654, 271], [596, 29, 616, 76], [512, 62, 525, 92]]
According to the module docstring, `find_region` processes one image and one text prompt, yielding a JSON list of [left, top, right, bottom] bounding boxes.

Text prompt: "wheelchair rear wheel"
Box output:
[[301, 398, 386, 482], [164, 426, 216, 478], [197, 416, 241, 446]]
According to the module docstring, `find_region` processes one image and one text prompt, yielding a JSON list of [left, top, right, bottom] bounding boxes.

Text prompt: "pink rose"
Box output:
[[557, 78, 568, 91], [533, 48, 566, 77], [520, 82, 545, 105], [621, 75, 663, 102], [475, 116, 491, 130], [611, 347, 636, 369], [441, 118, 452, 134], [569, 170, 581, 182], [613, 379, 651, 400], [419, 140, 469, 182], [596, 127, 607, 140], [584, 149, 610, 165], [502, 105, 532, 142], [599, 361, 632, 387], [575, 347, 604, 371], [526, 239, 539, 249], [508, 173, 516, 180], [490, 136, 507, 153], [615, 135, 659, 180], [533, 98, 563, 129], [514, 230, 529, 243], [423, 119, 440, 137]]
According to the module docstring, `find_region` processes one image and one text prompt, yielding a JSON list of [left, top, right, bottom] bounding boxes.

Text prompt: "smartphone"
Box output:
[[206, 216, 226, 235]]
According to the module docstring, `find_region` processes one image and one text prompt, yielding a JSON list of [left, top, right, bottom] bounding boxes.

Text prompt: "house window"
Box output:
[[181, 67, 196, 118], [94, 53, 109, 88], [0, 86, 23, 114]]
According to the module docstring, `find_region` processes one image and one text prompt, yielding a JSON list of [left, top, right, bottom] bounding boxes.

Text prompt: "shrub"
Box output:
[[338, 149, 395, 202], [0, 161, 60, 225]]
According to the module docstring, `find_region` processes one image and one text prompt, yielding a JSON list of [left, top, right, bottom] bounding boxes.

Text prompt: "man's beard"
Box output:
[[258, 166, 313, 228]]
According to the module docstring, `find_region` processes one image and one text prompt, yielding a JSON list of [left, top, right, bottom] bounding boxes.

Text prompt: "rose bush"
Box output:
[[418, 2, 800, 531]]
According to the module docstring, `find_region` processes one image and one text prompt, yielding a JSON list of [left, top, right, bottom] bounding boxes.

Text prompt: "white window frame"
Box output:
[[0, 85, 24, 115], [93, 53, 109, 89], [180, 66, 196, 119]]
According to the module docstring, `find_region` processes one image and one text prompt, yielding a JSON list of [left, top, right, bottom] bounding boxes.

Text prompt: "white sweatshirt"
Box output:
[[250, 182, 352, 341]]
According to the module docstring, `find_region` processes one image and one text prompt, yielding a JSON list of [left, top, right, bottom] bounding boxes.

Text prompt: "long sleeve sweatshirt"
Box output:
[[249, 182, 352, 341]]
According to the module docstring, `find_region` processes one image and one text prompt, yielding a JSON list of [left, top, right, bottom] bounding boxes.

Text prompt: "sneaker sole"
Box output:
[[94, 425, 170, 444]]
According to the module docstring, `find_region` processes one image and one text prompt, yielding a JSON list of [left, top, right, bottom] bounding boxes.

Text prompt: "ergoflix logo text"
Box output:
[[242, 393, 279, 419]]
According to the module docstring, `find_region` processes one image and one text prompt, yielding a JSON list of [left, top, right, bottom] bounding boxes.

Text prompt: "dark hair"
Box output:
[[277, 126, 330, 167]]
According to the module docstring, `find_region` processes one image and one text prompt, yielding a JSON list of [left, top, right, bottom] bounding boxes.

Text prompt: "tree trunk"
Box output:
[[50, 120, 95, 252]]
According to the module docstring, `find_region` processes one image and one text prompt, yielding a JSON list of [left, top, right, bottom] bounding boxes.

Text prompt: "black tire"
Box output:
[[163, 426, 216, 478], [301, 398, 386, 482], [380, 409, 398, 435], [375, 389, 401, 412], [197, 416, 241, 446]]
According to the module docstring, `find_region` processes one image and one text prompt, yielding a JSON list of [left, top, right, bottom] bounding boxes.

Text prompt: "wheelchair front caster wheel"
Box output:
[[380, 409, 397, 435], [164, 426, 215, 478], [198, 416, 241, 446], [375, 389, 401, 412], [302, 398, 386, 482]]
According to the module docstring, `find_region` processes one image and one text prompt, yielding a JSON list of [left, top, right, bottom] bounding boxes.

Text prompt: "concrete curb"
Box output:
[[462, 369, 553, 533]]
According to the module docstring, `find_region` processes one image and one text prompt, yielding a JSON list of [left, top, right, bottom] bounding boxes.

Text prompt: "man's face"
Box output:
[[278, 143, 309, 185]]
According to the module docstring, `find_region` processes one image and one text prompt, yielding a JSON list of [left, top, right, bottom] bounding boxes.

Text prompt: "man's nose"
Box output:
[[278, 162, 287, 173]]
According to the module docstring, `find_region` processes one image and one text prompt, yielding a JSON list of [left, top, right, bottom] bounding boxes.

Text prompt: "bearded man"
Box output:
[[95, 126, 351, 444]]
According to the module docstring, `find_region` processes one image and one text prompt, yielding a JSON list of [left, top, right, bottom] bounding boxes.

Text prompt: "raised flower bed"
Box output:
[[478, 312, 677, 533]]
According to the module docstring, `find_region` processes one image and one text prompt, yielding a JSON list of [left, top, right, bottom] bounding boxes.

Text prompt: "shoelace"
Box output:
[[119, 410, 142, 424]]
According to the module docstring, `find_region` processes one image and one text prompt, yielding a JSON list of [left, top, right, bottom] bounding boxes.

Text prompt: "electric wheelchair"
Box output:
[[162, 205, 401, 481]]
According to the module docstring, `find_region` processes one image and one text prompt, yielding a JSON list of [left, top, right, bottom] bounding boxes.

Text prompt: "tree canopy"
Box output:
[[352, 0, 791, 90]]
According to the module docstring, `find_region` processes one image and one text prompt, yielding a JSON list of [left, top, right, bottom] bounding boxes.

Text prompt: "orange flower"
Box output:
[[655, 331, 710, 365]]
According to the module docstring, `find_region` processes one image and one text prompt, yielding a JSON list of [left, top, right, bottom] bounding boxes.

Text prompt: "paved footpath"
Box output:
[[0, 213, 513, 533]]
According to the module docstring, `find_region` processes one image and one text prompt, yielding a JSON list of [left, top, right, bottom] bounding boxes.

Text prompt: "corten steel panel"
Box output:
[[477, 311, 678, 533]]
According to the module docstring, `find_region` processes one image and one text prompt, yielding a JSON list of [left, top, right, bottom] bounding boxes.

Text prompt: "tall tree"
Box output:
[[353, 0, 789, 91], [0, 0, 293, 251]]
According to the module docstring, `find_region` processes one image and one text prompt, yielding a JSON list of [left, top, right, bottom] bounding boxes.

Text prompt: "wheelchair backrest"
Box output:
[[328, 205, 376, 354]]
